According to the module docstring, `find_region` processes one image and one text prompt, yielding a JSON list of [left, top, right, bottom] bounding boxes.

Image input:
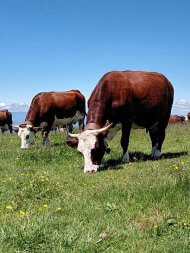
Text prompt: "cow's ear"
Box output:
[[66, 137, 78, 149], [12, 126, 19, 133], [19, 123, 27, 128]]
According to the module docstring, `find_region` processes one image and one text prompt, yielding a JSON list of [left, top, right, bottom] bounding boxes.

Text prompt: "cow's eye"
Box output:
[[26, 135, 29, 139]]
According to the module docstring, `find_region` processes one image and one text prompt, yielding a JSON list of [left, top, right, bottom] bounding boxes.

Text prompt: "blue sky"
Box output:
[[0, 0, 190, 114]]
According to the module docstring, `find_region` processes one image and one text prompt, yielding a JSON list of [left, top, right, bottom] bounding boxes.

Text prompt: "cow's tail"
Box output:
[[166, 79, 174, 115]]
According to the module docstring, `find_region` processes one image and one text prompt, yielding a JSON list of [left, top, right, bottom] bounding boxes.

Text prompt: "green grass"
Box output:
[[0, 124, 190, 252]]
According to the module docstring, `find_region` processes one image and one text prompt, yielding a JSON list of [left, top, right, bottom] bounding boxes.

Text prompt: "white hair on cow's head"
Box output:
[[69, 123, 112, 173], [18, 124, 36, 149]]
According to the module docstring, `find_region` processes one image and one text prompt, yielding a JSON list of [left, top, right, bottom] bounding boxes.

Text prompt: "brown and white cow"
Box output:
[[169, 115, 186, 124], [186, 112, 190, 122], [67, 71, 174, 173], [14, 90, 86, 148], [0, 109, 13, 133]]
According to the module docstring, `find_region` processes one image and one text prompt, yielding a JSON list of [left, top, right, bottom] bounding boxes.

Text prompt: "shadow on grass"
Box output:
[[52, 143, 65, 147], [100, 151, 188, 171]]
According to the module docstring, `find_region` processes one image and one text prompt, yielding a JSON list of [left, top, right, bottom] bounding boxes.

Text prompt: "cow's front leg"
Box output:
[[42, 131, 51, 146], [121, 122, 132, 163], [78, 118, 85, 131]]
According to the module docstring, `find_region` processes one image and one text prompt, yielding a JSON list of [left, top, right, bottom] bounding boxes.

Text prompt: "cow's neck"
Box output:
[[85, 122, 100, 130], [25, 109, 40, 126], [86, 104, 107, 129], [86, 82, 111, 129]]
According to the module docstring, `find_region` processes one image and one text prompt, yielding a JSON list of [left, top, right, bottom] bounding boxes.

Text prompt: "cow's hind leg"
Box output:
[[149, 118, 169, 158], [78, 118, 85, 131], [9, 124, 13, 134], [121, 122, 132, 162], [149, 130, 161, 158], [42, 131, 51, 146]]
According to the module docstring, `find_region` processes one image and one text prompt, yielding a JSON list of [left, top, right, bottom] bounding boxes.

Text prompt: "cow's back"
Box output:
[[51, 90, 85, 114], [26, 90, 86, 125], [87, 71, 174, 127]]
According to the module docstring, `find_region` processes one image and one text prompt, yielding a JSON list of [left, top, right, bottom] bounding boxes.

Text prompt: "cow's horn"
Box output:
[[89, 123, 113, 135], [68, 132, 80, 138]]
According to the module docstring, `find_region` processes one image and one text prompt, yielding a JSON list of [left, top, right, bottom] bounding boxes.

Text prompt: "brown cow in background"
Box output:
[[0, 109, 13, 133], [187, 112, 190, 122], [169, 115, 186, 124], [14, 90, 86, 148]]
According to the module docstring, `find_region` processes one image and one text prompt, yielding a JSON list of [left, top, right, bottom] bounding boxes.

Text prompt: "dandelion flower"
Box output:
[[56, 207, 62, 211], [43, 204, 48, 208]]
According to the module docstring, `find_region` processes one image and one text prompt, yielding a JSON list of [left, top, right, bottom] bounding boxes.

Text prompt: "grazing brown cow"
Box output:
[[0, 109, 13, 133], [14, 90, 86, 148], [187, 112, 190, 122], [68, 71, 174, 173], [169, 115, 186, 124]]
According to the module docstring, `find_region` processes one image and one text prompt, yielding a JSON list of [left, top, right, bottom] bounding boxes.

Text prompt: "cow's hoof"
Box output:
[[152, 150, 162, 158], [84, 170, 98, 173], [121, 158, 130, 163]]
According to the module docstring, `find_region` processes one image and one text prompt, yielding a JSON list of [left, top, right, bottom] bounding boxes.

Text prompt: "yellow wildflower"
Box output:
[[19, 210, 25, 216], [56, 207, 62, 211], [43, 204, 48, 208], [5, 205, 13, 210]]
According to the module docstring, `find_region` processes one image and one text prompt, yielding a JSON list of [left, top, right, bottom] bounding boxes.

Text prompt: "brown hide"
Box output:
[[67, 71, 174, 172], [25, 90, 86, 129], [85, 70, 173, 167], [87, 71, 174, 129], [0, 109, 13, 132], [169, 115, 185, 124], [187, 112, 190, 122]]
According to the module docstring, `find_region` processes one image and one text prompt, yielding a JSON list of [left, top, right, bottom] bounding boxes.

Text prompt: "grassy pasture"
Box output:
[[0, 124, 190, 252]]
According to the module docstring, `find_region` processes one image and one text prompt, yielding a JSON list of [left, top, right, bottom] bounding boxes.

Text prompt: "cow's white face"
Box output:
[[68, 123, 113, 173], [18, 125, 36, 149], [77, 131, 99, 173]]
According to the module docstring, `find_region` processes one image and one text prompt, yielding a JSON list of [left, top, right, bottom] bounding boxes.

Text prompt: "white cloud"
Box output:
[[0, 102, 29, 112], [172, 99, 190, 115], [0, 102, 9, 107]]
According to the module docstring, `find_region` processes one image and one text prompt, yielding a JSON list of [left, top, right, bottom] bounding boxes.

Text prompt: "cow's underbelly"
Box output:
[[106, 121, 159, 141], [106, 123, 122, 140], [132, 123, 144, 129], [53, 111, 84, 126]]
